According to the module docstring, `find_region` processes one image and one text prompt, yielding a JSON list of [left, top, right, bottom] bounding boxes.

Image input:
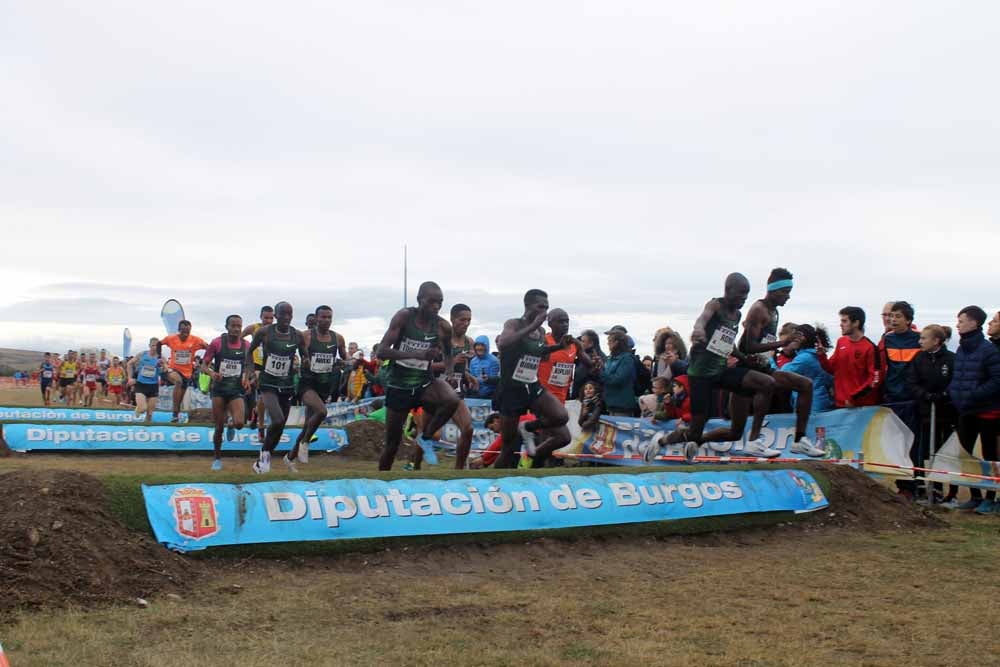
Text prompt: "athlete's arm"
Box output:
[[297, 330, 310, 370], [336, 333, 348, 367], [201, 340, 218, 380], [244, 327, 267, 381], [376, 310, 437, 362], [739, 302, 784, 354], [497, 310, 548, 350], [690, 300, 720, 346]]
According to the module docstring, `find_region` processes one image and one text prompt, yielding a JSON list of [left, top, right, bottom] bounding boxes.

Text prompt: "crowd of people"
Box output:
[[28, 268, 1000, 514]]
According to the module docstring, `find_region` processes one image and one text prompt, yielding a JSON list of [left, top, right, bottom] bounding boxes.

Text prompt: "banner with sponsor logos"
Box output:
[[926, 432, 1000, 491], [0, 406, 186, 424], [158, 385, 213, 411], [560, 406, 913, 476], [142, 469, 829, 552], [283, 397, 384, 428], [2, 423, 348, 453]]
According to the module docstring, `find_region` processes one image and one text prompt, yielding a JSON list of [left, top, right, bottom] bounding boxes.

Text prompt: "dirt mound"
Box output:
[[0, 469, 195, 616], [798, 463, 945, 531], [335, 420, 386, 460], [187, 408, 214, 423]]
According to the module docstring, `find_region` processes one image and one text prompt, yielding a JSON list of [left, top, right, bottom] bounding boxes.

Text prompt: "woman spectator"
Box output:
[[571, 329, 607, 400], [650, 331, 689, 382], [600, 331, 638, 416], [783, 324, 834, 413], [578, 380, 605, 433], [906, 324, 956, 503]]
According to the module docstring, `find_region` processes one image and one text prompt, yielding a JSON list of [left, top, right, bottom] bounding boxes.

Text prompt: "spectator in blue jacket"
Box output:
[[948, 306, 1000, 513], [878, 300, 921, 403], [600, 331, 638, 416], [782, 324, 834, 413], [468, 335, 500, 399]]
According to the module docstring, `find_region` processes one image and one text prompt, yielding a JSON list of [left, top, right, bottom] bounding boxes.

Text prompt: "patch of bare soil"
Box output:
[[335, 419, 418, 461], [0, 470, 195, 617]]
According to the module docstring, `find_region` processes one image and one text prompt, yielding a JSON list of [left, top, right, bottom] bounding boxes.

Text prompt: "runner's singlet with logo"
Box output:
[[40, 362, 54, 382], [260, 325, 300, 391], [59, 360, 78, 379], [500, 325, 547, 387], [213, 337, 248, 394], [301, 328, 340, 389], [687, 299, 740, 378], [448, 336, 474, 390], [386, 308, 438, 390], [136, 352, 161, 384]]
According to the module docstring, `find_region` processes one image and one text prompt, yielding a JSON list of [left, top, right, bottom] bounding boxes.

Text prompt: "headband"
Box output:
[[767, 279, 793, 292]]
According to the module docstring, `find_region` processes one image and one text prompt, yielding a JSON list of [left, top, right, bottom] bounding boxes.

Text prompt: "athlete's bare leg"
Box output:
[[380, 406, 409, 471], [451, 400, 474, 469], [772, 370, 812, 439], [260, 391, 291, 454], [166, 371, 185, 419], [211, 396, 245, 460], [523, 391, 570, 467], [289, 389, 326, 461]]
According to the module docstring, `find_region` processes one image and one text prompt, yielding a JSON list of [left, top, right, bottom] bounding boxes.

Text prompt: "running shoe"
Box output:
[[170, 416, 179, 424], [743, 436, 781, 458], [211, 459, 223, 472], [252, 450, 271, 474], [134, 406, 142, 418], [956, 499, 981, 511], [283, 454, 298, 473], [402, 462, 415, 472], [298, 439, 310, 464], [226, 424, 235, 442], [518, 421, 537, 458], [791, 437, 826, 457], [643, 441, 661, 464], [682, 441, 699, 463], [939, 497, 961, 510], [974, 499, 997, 515], [415, 435, 438, 465]]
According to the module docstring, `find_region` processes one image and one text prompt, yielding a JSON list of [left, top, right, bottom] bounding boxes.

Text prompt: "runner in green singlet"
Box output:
[[738, 267, 825, 456], [287, 305, 348, 467], [244, 302, 309, 474], [409, 303, 479, 470], [201, 315, 251, 470], [648, 273, 780, 462], [376, 281, 460, 471], [494, 289, 574, 469]]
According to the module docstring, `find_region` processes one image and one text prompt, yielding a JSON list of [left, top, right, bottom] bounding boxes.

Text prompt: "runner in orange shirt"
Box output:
[[538, 308, 592, 406], [160, 320, 209, 422]]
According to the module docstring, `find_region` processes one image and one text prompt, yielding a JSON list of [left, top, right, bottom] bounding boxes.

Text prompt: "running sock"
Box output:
[[795, 430, 805, 442]]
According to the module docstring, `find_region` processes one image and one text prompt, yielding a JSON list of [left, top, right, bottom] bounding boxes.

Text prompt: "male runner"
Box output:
[[39, 353, 55, 405], [737, 268, 825, 456], [106, 357, 126, 405], [648, 273, 780, 462], [410, 303, 479, 470], [202, 315, 252, 470], [127, 338, 164, 423], [243, 306, 275, 439], [494, 289, 573, 469], [287, 305, 347, 468], [57, 351, 78, 405], [375, 281, 460, 471], [82, 353, 100, 407], [160, 320, 209, 422], [304, 312, 317, 330], [245, 302, 309, 474], [538, 308, 592, 405], [97, 349, 110, 398]]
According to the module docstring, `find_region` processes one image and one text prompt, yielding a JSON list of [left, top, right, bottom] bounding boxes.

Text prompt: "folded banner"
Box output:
[[560, 406, 912, 475], [143, 469, 829, 552], [927, 432, 1000, 491], [284, 397, 384, 428], [3, 423, 348, 453], [0, 406, 186, 424], [157, 385, 212, 411]]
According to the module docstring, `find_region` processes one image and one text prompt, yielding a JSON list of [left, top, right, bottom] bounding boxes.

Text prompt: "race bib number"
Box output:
[[85, 374, 96, 383], [110, 375, 123, 386], [174, 350, 192, 366], [140, 366, 157, 379], [759, 333, 778, 360], [512, 355, 541, 383], [547, 362, 574, 388], [310, 353, 334, 374], [763, 334, 777, 345], [450, 371, 464, 388], [395, 337, 431, 370], [706, 326, 737, 358], [265, 354, 291, 378], [42, 370, 53, 379], [220, 359, 243, 378]]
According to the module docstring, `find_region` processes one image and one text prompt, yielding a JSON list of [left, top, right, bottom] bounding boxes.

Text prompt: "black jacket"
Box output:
[[906, 348, 955, 403]]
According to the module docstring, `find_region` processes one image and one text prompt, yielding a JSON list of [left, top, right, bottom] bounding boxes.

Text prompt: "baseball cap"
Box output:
[[603, 325, 628, 335]]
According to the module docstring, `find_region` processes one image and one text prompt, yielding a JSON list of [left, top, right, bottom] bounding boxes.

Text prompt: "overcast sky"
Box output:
[[2, 1, 997, 356]]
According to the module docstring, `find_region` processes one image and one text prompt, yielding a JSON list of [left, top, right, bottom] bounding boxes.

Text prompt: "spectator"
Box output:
[[653, 376, 691, 424], [989, 310, 1000, 350], [571, 329, 607, 400], [627, 335, 652, 396], [818, 306, 880, 408], [782, 324, 834, 413], [642, 355, 654, 372], [600, 331, 638, 416], [578, 380, 605, 433], [639, 376, 670, 418], [881, 301, 896, 334], [948, 306, 1000, 513], [345, 351, 367, 401], [650, 330, 688, 381], [468, 335, 500, 399], [906, 324, 956, 503], [775, 322, 798, 368], [878, 300, 921, 403]]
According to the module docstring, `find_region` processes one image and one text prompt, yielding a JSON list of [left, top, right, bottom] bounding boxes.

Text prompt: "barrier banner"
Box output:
[[560, 406, 913, 476], [283, 398, 384, 428], [3, 423, 348, 453], [0, 406, 186, 424], [927, 432, 1000, 491], [142, 469, 829, 552], [158, 385, 212, 411], [432, 398, 495, 452]]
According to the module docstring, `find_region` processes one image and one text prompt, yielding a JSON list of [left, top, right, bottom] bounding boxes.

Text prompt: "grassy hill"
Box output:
[[0, 347, 44, 373]]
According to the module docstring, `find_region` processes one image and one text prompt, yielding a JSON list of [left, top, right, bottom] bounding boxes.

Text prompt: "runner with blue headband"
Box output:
[[738, 267, 826, 457]]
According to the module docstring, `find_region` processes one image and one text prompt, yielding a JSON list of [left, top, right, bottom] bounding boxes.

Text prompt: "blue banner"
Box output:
[[563, 406, 912, 474], [3, 423, 348, 453], [142, 469, 828, 552], [432, 398, 496, 452], [0, 406, 186, 424]]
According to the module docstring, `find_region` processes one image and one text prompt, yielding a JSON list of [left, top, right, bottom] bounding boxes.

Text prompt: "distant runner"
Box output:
[[202, 315, 251, 471], [82, 353, 100, 407], [375, 281, 459, 471], [106, 357, 126, 406], [127, 338, 165, 423], [495, 289, 573, 469], [243, 305, 276, 441], [97, 349, 110, 398], [287, 305, 347, 467], [160, 320, 209, 422], [57, 350, 79, 405], [39, 353, 55, 405], [245, 302, 308, 474]]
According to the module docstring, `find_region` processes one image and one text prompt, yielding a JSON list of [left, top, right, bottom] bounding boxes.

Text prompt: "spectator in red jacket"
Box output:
[[818, 306, 880, 408]]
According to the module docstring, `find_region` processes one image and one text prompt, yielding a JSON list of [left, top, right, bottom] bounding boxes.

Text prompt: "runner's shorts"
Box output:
[[385, 384, 429, 412], [135, 382, 160, 398], [688, 367, 753, 416], [496, 381, 545, 417]]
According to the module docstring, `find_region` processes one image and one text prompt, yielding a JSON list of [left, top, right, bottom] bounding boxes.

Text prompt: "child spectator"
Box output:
[[639, 376, 670, 418], [906, 324, 956, 503], [654, 376, 691, 424], [578, 380, 605, 433]]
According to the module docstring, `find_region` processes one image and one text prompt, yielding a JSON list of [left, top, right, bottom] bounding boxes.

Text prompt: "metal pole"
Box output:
[[927, 402, 937, 504]]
